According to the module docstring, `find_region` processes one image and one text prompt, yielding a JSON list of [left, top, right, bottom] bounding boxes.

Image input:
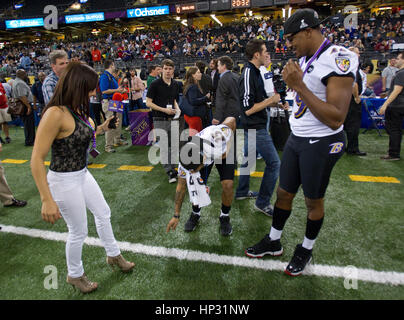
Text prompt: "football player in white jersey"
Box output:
[[245, 9, 358, 276], [166, 117, 236, 236]]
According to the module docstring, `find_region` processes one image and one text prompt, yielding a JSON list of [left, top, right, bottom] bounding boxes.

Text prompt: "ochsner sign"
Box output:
[[127, 5, 169, 18]]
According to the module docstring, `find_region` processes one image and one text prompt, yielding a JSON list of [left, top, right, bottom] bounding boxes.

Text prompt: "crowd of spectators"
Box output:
[[0, 9, 403, 79]]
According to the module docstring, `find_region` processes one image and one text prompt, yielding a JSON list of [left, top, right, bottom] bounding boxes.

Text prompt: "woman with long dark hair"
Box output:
[[183, 66, 210, 136], [31, 62, 134, 294]]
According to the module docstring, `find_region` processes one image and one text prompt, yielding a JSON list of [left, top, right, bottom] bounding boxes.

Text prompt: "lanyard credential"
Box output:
[[67, 107, 99, 157]]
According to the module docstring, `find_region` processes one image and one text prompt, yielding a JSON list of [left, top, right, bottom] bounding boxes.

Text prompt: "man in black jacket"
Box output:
[[235, 39, 282, 217], [379, 52, 404, 160], [213, 56, 241, 124], [213, 56, 241, 166]]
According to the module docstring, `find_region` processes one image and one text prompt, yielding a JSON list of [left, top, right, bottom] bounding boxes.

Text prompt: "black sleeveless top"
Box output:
[[49, 113, 93, 172]]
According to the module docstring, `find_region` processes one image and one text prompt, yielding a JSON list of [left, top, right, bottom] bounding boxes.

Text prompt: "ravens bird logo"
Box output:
[[335, 58, 350, 73]]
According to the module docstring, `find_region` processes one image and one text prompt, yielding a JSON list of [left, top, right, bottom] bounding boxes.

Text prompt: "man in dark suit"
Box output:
[[213, 56, 241, 124], [213, 56, 241, 166]]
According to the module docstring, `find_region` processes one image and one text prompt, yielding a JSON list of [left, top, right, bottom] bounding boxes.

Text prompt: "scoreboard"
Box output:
[[175, 3, 197, 14], [231, 0, 251, 9]]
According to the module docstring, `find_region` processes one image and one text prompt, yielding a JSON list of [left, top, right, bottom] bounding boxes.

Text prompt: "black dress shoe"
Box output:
[[347, 150, 367, 156], [4, 199, 27, 208], [381, 155, 400, 161]]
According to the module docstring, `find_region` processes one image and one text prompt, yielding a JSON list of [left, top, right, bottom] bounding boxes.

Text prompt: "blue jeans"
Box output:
[[236, 128, 280, 208]]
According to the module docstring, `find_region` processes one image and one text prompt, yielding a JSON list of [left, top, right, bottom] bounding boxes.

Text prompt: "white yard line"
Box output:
[[1, 224, 403, 286]]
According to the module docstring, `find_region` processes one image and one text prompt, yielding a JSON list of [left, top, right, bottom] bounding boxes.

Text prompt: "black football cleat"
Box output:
[[219, 216, 232, 236], [284, 244, 312, 277], [245, 235, 283, 258], [184, 212, 200, 232]]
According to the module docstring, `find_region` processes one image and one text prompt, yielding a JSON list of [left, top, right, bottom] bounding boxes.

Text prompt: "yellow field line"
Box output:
[[1, 159, 28, 164], [3, 159, 400, 183], [349, 175, 400, 184], [234, 170, 264, 178], [118, 165, 154, 172], [88, 164, 107, 169]]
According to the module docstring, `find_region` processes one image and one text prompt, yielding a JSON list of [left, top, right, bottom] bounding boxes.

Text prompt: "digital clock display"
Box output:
[[175, 3, 196, 14], [231, 0, 251, 9]]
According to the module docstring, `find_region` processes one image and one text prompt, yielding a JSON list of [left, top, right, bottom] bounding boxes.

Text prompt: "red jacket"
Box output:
[[152, 39, 162, 52], [0, 83, 8, 109], [92, 49, 101, 62]]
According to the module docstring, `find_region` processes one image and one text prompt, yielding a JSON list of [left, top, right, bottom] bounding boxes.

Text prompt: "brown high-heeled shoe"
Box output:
[[66, 273, 98, 293], [106, 254, 135, 273]]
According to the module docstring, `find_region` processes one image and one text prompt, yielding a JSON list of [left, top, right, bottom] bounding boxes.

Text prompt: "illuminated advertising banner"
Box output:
[[127, 5, 170, 18], [65, 12, 105, 24], [6, 18, 44, 29]]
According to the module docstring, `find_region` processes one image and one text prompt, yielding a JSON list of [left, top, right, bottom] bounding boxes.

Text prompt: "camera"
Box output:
[[272, 62, 287, 105]]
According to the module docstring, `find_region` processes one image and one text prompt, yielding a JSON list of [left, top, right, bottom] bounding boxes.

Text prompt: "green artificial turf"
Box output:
[[0, 127, 403, 300]]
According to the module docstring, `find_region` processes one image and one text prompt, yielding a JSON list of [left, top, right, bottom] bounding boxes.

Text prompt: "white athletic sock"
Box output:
[[269, 227, 283, 241], [302, 237, 316, 250]]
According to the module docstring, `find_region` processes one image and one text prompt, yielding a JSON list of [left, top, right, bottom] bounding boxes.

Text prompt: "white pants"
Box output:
[[47, 168, 120, 278]]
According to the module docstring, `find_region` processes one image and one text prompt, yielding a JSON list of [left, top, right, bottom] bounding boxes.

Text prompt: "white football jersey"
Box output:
[[196, 124, 233, 164], [289, 44, 358, 137]]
